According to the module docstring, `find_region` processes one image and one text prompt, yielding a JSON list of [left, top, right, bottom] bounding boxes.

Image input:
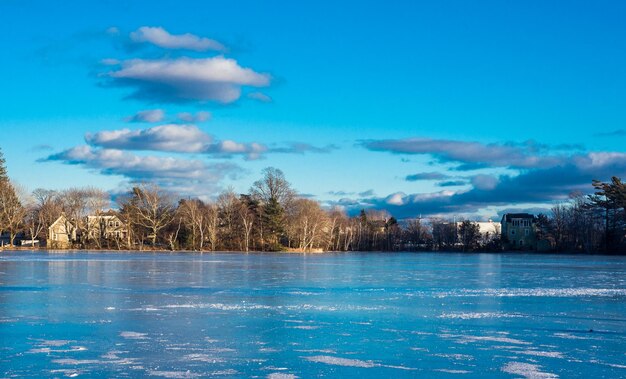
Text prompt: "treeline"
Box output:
[[0, 149, 624, 253], [534, 177, 626, 253]]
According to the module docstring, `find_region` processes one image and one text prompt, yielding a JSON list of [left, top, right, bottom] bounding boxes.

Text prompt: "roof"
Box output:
[[501, 213, 536, 223]]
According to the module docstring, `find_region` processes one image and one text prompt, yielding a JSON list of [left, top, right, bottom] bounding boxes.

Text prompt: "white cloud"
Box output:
[[44, 146, 242, 196], [84, 125, 331, 161], [130, 26, 225, 52], [385, 192, 406, 205], [124, 109, 165, 123], [177, 111, 211, 123], [101, 58, 120, 66], [86, 124, 211, 153], [108, 56, 271, 103], [247, 92, 272, 103]]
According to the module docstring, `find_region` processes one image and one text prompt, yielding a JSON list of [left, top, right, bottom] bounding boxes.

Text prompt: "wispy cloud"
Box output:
[[42, 146, 242, 196], [86, 124, 212, 153], [30, 144, 54, 152], [363, 138, 569, 169], [84, 124, 334, 160], [106, 56, 270, 104], [247, 92, 272, 103], [85, 124, 265, 160], [269, 142, 338, 154], [594, 129, 626, 137], [437, 180, 467, 187], [130, 26, 226, 52], [44, 146, 240, 181], [405, 172, 450, 181], [124, 109, 165, 123], [339, 151, 626, 219], [176, 111, 211, 123]]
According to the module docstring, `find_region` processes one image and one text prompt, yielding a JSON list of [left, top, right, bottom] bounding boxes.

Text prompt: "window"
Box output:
[[511, 230, 516, 236], [525, 228, 530, 236], [519, 239, 524, 246], [115, 221, 120, 227]]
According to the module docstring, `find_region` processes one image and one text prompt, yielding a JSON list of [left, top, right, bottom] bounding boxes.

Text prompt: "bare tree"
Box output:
[[179, 199, 206, 251], [204, 202, 219, 251], [121, 184, 175, 247], [238, 195, 257, 252], [0, 181, 26, 246], [287, 198, 328, 251]]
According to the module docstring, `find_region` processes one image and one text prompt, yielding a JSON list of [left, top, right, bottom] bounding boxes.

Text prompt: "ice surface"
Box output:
[[1, 251, 624, 378]]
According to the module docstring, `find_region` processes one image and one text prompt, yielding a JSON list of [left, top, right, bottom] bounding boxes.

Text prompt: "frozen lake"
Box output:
[[0, 251, 625, 378]]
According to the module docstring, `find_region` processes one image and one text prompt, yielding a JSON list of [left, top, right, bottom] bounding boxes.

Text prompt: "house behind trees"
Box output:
[[501, 213, 537, 250], [47, 214, 76, 249], [86, 212, 128, 241], [46, 211, 127, 248]]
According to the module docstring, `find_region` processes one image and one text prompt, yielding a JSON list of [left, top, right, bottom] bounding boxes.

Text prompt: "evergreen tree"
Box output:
[[0, 147, 7, 183], [250, 167, 294, 251], [262, 197, 285, 251], [459, 220, 480, 252]]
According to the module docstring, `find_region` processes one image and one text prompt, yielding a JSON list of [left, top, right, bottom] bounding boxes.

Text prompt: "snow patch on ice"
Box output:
[[552, 332, 595, 340], [295, 349, 336, 354], [267, 373, 298, 379], [518, 350, 565, 359], [120, 331, 148, 340], [40, 340, 73, 346], [427, 288, 626, 298], [431, 353, 474, 360], [183, 354, 225, 363], [52, 359, 103, 365], [303, 355, 376, 368], [433, 369, 472, 374], [501, 362, 558, 379], [50, 369, 82, 377], [439, 312, 523, 319], [147, 370, 200, 378], [303, 355, 415, 370], [28, 346, 87, 354], [447, 334, 531, 345]]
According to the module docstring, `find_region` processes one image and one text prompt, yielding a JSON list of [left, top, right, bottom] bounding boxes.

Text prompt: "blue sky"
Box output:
[[1, 0, 625, 219]]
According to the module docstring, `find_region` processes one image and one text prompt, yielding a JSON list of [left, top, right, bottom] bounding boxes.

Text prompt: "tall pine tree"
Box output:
[[0, 147, 25, 246], [0, 147, 7, 183]]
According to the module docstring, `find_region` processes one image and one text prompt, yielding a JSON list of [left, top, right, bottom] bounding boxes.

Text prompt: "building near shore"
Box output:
[[501, 213, 537, 250], [47, 214, 77, 249], [85, 212, 128, 241]]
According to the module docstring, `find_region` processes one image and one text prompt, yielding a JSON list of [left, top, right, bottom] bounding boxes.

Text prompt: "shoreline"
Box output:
[[1, 247, 625, 256]]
